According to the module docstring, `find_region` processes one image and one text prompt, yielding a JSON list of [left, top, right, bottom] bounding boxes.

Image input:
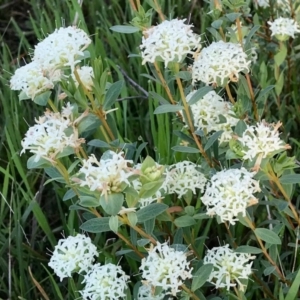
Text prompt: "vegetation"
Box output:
[[1, 0, 300, 299]]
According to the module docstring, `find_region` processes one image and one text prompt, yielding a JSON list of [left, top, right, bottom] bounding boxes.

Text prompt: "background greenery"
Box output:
[[1, 0, 300, 299]]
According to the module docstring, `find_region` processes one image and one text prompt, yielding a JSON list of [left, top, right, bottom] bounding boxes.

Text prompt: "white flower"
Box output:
[[268, 17, 300, 40], [202, 168, 260, 225], [256, 0, 270, 8], [184, 90, 238, 143], [33, 26, 91, 71], [48, 234, 98, 281], [72, 66, 94, 90], [140, 18, 201, 67], [80, 263, 129, 300], [139, 242, 193, 296], [237, 121, 289, 162], [192, 41, 251, 86], [166, 161, 207, 198], [21, 103, 85, 162], [203, 244, 255, 291], [10, 61, 60, 100], [77, 151, 133, 196], [137, 284, 165, 300]]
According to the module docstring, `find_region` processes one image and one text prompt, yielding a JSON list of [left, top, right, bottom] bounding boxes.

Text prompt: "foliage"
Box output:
[[1, 0, 300, 299]]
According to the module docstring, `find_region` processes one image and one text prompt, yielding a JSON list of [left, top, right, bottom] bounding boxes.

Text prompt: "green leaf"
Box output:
[[175, 71, 192, 81], [79, 196, 100, 207], [188, 86, 213, 105], [264, 266, 276, 276], [103, 80, 124, 110], [80, 217, 111, 233], [18, 91, 30, 101], [234, 120, 247, 137], [136, 203, 168, 223], [172, 145, 199, 153], [154, 104, 184, 114], [174, 215, 196, 227], [211, 19, 223, 29], [88, 139, 110, 148], [275, 71, 284, 96], [27, 156, 51, 169], [100, 193, 124, 215], [254, 228, 281, 244], [280, 174, 300, 184], [204, 131, 223, 151], [191, 264, 213, 292], [235, 246, 263, 254], [127, 212, 138, 227], [109, 215, 119, 233], [149, 91, 169, 105], [110, 25, 139, 33], [285, 267, 300, 300], [274, 44, 287, 66], [33, 90, 51, 106], [256, 85, 275, 103], [139, 180, 164, 198], [225, 13, 242, 22], [56, 146, 74, 159], [78, 113, 101, 134], [63, 189, 76, 201]]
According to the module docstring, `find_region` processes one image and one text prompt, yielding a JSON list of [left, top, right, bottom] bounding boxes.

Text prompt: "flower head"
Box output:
[[48, 234, 98, 281], [185, 90, 238, 143], [72, 66, 94, 90], [77, 151, 133, 196], [192, 41, 251, 86], [21, 103, 85, 162], [166, 161, 207, 198], [203, 244, 255, 291], [80, 263, 129, 300], [237, 121, 289, 162], [202, 168, 260, 225], [139, 242, 192, 296], [268, 17, 300, 41], [140, 19, 201, 67], [33, 26, 91, 71], [10, 61, 60, 100]]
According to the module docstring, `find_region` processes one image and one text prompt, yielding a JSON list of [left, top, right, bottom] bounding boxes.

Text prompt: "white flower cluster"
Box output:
[[72, 66, 94, 90], [80, 263, 129, 300], [202, 168, 260, 224], [166, 161, 207, 198], [140, 18, 201, 67], [77, 151, 133, 196], [33, 26, 91, 71], [139, 242, 192, 296], [10, 26, 91, 100], [21, 103, 85, 162], [132, 161, 206, 206], [48, 234, 98, 281], [238, 121, 288, 161], [203, 244, 255, 291], [192, 41, 251, 86], [185, 90, 238, 143], [256, 0, 292, 14], [268, 17, 300, 40], [10, 61, 61, 100]]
